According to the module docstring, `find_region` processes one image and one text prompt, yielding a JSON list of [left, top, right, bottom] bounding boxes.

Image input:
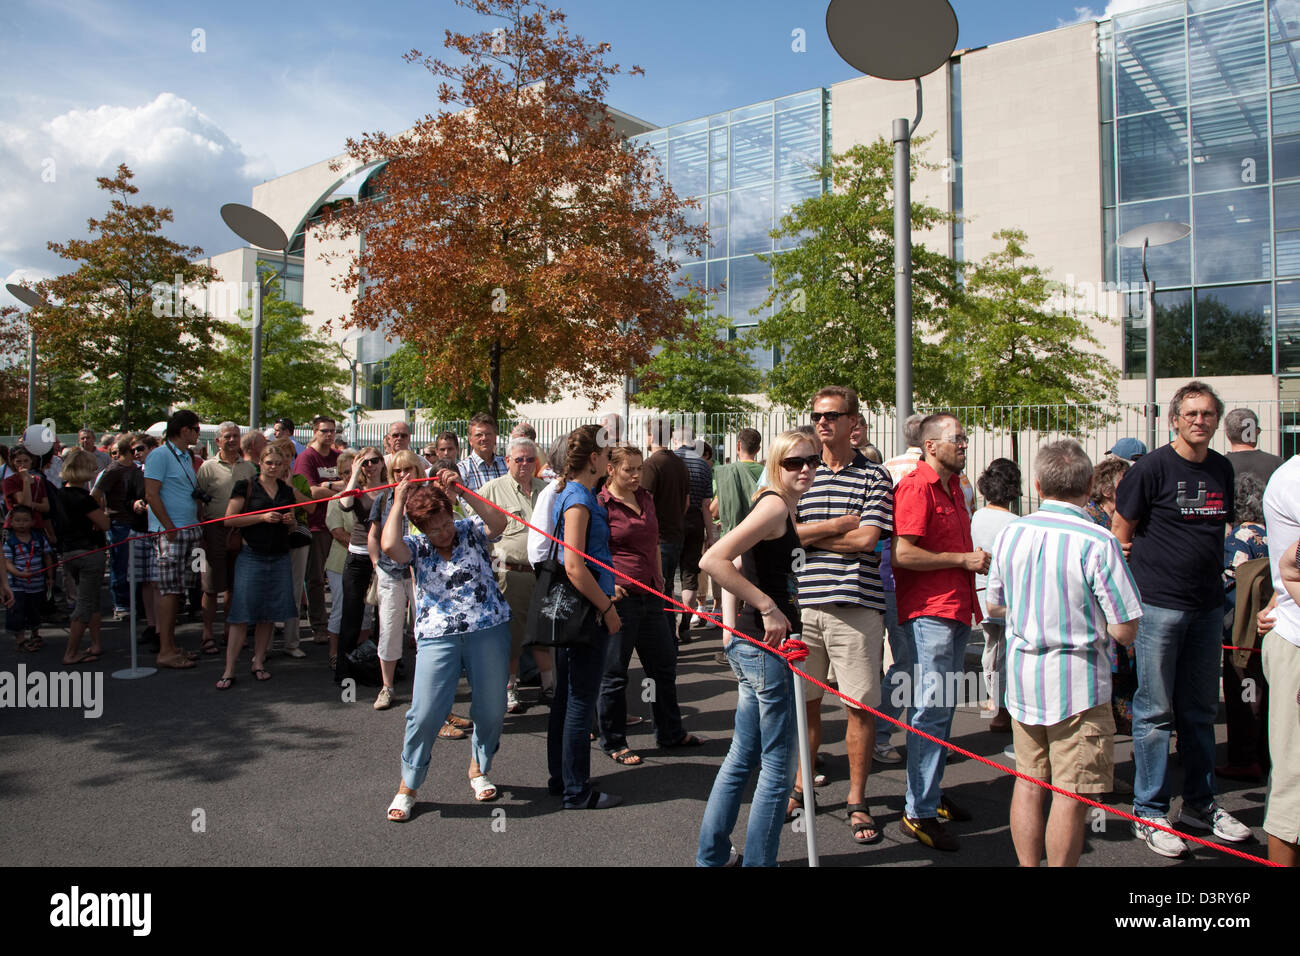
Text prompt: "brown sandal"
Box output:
[[438, 721, 467, 740]]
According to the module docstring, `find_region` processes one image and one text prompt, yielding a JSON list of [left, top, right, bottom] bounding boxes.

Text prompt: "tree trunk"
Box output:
[[488, 339, 502, 420]]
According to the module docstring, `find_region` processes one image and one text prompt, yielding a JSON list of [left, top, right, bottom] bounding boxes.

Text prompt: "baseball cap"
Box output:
[[1108, 437, 1147, 462]]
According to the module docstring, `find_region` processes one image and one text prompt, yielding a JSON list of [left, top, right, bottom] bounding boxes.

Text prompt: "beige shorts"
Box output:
[[1012, 703, 1114, 794], [1262, 631, 1300, 844], [500, 568, 536, 660], [798, 604, 884, 709]]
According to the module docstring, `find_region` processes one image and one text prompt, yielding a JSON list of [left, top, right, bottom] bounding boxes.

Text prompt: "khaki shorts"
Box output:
[[1262, 631, 1300, 844], [1012, 703, 1114, 794], [201, 521, 232, 594], [798, 604, 884, 709], [500, 568, 536, 660]]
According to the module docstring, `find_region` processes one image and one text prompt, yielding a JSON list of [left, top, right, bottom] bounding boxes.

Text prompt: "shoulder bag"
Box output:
[[525, 504, 597, 649]]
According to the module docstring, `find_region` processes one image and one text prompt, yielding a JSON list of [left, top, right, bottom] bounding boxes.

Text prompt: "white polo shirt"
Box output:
[[1262, 454, 1300, 649]]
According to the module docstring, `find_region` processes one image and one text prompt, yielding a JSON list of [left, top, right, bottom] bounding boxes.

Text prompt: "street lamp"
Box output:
[[220, 203, 289, 431], [826, 0, 958, 451], [5, 282, 47, 427], [1117, 220, 1190, 451], [339, 328, 365, 446]]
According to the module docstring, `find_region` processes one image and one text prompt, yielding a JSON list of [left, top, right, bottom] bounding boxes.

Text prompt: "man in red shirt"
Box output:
[[294, 416, 345, 641], [892, 412, 989, 852]]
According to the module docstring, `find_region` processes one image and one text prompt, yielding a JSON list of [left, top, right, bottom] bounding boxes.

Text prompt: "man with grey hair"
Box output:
[[986, 440, 1142, 866], [1225, 408, 1281, 488], [196, 421, 252, 653], [1114, 380, 1252, 856], [481, 435, 553, 711]]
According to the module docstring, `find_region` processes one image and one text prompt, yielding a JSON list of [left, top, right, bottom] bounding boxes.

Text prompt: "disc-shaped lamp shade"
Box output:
[[220, 203, 288, 252], [5, 283, 46, 309], [1116, 221, 1190, 248], [826, 0, 959, 80]]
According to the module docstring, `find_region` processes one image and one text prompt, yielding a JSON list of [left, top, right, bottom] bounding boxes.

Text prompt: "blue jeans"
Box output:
[[903, 615, 969, 819], [597, 591, 685, 751], [697, 637, 796, 867], [1132, 603, 1221, 819], [400, 621, 510, 791], [876, 589, 912, 747], [548, 623, 612, 808], [108, 522, 132, 610]]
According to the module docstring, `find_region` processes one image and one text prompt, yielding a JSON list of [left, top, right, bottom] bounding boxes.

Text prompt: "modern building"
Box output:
[[205, 0, 1300, 453]]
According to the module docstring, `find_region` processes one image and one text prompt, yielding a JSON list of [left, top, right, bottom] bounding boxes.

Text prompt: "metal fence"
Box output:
[[8, 400, 1297, 512]]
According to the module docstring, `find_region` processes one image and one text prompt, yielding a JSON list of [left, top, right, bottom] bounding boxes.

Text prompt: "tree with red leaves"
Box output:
[[321, 0, 703, 418]]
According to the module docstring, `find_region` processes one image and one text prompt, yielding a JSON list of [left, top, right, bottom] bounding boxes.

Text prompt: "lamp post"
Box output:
[[826, 0, 958, 450], [5, 282, 48, 427], [339, 329, 365, 446], [220, 203, 289, 431], [1116, 221, 1190, 451]]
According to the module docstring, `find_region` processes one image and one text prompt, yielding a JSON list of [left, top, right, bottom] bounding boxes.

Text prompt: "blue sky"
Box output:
[[0, 0, 1146, 286]]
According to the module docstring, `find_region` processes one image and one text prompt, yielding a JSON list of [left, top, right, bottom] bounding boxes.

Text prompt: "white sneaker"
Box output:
[[506, 679, 521, 714], [1132, 816, 1189, 858], [374, 686, 395, 710], [285, 647, 307, 659], [1177, 802, 1251, 843]]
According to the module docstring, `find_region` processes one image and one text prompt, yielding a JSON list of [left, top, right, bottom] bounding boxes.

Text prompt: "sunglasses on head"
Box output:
[[780, 455, 821, 472]]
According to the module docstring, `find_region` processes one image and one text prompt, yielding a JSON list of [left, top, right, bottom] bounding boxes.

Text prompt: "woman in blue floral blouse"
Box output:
[[381, 469, 510, 822]]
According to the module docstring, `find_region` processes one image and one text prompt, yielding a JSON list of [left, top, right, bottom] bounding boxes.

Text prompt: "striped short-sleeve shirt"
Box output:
[[795, 451, 893, 610], [985, 500, 1143, 726]]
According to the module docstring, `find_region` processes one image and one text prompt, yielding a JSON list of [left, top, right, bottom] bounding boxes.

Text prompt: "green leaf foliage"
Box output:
[[635, 298, 761, 420]]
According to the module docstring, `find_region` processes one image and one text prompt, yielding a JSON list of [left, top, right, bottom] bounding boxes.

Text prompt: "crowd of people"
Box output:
[[2, 383, 1298, 868]]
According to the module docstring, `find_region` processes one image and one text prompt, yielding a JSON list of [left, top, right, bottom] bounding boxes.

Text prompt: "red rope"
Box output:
[[453, 481, 1280, 868]]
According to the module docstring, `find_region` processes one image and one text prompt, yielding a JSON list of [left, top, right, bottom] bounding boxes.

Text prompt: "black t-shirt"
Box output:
[[232, 478, 296, 554], [1115, 443, 1235, 611], [59, 486, 106, 551], [641, 449, 689, 544], [1226, 448, 1282, 489]]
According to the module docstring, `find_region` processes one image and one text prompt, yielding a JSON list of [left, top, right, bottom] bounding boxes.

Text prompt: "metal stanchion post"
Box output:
[[113, 535, 155, 680], [789, 635, 819, 867]]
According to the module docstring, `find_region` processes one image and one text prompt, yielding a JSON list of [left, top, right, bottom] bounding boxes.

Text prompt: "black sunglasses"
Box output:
[[359, 458, 381, 467], [809, 411, 848, 424], [780, 455, 821, 472]]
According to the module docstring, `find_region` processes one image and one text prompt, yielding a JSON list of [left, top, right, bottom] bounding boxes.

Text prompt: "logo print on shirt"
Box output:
[[1176, 480, 1206, 508]]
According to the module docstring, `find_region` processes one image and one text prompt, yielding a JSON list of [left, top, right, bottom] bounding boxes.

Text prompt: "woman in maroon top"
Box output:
[[595, 445, 702, 764], [2, 446, 53, 541]]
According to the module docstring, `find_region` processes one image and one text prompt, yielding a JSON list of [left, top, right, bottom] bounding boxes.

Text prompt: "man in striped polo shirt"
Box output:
[[986, 440, 1142, 866], [792, 385, 893, 846]]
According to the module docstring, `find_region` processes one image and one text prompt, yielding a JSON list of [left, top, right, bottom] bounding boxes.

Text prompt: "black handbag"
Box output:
[[526, 534, 597, 649]]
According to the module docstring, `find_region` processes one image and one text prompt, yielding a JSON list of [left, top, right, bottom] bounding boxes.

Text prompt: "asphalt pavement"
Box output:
[[0, 608, 1270, 869]]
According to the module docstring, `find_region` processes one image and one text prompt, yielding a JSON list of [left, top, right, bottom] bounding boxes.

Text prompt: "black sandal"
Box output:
[[785, 788, 816, 823], [846, 802, 882, 845]]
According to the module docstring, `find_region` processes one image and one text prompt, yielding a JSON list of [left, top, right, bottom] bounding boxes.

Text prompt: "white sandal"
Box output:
[[387, 791, 415, 822], [470, 775, 498, 802]]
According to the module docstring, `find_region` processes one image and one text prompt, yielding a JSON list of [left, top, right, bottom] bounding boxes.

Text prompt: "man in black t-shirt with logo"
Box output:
[[1114, 380, 1252, 857]]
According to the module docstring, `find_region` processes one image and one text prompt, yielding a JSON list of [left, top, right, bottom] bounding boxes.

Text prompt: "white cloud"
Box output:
[[1060, 0, 1177, 26], [0, 93, 272, 280]]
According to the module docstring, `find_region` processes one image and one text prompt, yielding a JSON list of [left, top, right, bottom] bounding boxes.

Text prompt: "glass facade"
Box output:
[[1106, 0, 1288, 378], [631, 89, 831, 371]]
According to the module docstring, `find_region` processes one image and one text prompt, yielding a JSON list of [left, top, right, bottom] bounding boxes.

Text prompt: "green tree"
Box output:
[[189, 277, 349, 426], [752, 139, 962, 413], [635, 299, 760, 420], [385, 340, 540, 420], [945, 228, 1119, 459], [28, 164, 221, 430]]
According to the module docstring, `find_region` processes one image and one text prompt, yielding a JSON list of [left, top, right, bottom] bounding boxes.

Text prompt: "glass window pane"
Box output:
[[1104, 206, 1118, 284], [1189, 6, 1268, 102], [776, 90, 821, 112], [1118, 108, 1189, 201], [708, 112, 728, 129], [1273, 88, 1300, 177], [729, 185, 773, 256], [743, 341, 774, 373], [731, 102, 772, 124], [1195, 283, 1273, 375], [1124, 288, 1193, 379], [709, 128, 728, 193], [1277, 278, 1300, 370], [1272, 39, 1300, 86], [1272, 0, 1300, 41], [1102, 121, 1116, 207], [776, 177, 821, 250], [709, 194, 728, 259], [669, 199, 706, 262], [728, 255, 773, 321], [674, 261, 706, 296], [1190, 0, 1258, 12], [1099, 21, 1116, 122], [705, 260, 727, 317], [1115, 0, 1189, 32], [668, 131, 707, 199], [1191, 94, 1269, 191], [1193, 187, 1272, 282], [1277, 181, 1300, 227], [1119, 196, 1192, 286], [776, 105, 821, 179], [1116, 19, 1187, 116], [731, 117, 774, 188], [668, 118, 707, 139]]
